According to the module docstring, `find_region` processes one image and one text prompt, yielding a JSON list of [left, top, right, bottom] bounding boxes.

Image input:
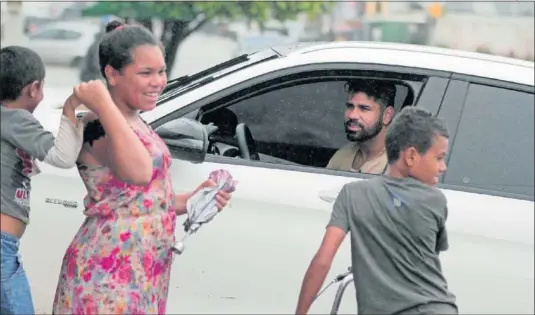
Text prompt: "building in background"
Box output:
[[431, 2, 534, 60]]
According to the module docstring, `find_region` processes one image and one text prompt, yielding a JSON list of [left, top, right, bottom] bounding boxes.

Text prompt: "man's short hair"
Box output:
[[344, 79, 396, 109], [0, 46, 45, 102], [385, 107, 449, 164]]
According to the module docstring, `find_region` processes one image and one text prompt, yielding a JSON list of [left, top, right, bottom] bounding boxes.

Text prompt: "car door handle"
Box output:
[[318, 190, 339, 203]]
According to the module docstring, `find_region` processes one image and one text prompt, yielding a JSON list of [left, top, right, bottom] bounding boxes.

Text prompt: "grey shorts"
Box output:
[[395, 302, 458, 315]]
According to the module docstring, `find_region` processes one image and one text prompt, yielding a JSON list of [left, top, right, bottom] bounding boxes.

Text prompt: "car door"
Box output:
[[436, 78, 534, 313], [152, 67, 449, 314], [55, 29, 83, 65]]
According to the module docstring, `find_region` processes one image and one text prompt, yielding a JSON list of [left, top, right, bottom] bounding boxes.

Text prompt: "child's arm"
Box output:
[[1, 103, 83, 169], [42, 97, 84, 168], [1, 108, 55, 161], [295, 185, 350, 315], [436, 206, 449, 253]]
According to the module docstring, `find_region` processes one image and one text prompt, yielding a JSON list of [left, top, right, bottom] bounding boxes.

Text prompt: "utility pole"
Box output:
[[4, 0, 25, 47]]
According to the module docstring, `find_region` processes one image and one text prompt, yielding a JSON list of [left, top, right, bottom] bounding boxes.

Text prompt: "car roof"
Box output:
[[39, 21, 100, 33], [144, 41, 534, 122], [271, 41, 534, 86], [286, 41, 534, 68]]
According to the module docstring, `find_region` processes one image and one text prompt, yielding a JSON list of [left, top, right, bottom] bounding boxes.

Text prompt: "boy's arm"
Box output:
[[295, 185, 351, 315], [1, 105, 84, 168], [42, 99, 84, 168], [61, 98, 78, 125], [1, 109, 55, 161], [436, 206, 449, 253]]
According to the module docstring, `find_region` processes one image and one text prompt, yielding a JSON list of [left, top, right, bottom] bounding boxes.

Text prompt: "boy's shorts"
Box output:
[[0, 231, 35, 315], [396, 302, 458, 315]]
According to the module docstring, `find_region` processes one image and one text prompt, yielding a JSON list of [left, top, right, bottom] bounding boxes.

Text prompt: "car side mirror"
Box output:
[[155, 118, 209, 164]]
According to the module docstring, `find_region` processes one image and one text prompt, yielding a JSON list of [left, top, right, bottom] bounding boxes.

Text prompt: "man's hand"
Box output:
[[295, 226, 347, 315]]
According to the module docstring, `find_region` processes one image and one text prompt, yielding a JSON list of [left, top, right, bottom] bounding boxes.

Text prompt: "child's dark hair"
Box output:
[[0, 46, 45, 102], [344, 79, 396, 109], [98, 20, 161, 79], [385, 107, 449, 163]]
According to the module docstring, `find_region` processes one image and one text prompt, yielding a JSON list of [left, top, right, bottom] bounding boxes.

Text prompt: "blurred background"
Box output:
[[1, 0, 534, 91]]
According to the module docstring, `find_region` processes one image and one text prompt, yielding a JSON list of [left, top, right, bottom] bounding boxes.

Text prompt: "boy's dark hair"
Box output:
[[385, 107, 449, 163], [98, 20, 162, 79], [344, 79, 396, 110], [0, 46, 45, 102]]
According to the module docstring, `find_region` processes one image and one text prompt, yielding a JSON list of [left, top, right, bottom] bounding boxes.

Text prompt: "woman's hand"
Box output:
[[195, 179, 233, 210], [174, 179, 234, 215], [73, 80, 113, 116]]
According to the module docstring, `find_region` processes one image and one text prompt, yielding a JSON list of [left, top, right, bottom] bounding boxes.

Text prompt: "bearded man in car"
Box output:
[[327, 80, 396, 174]]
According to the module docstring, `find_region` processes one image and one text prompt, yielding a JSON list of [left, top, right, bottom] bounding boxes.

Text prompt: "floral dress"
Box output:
[[52, 120, 177, 314]]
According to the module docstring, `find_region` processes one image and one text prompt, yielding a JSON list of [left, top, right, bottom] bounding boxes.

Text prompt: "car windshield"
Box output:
[[158, 48, 281, 103]]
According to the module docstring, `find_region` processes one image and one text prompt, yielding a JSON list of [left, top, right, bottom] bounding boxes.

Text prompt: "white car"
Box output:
[[28, 42, 534, 314], [24, 21, 100, 67]]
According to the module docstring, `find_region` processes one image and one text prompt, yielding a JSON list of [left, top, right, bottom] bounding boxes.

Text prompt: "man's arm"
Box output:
[[326, 147, 344, 169], [326, 143, 355, 170], [325, 154, 337, 169], [295, 185, 351, 315]]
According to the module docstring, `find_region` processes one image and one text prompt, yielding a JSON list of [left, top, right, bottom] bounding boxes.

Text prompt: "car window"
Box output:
[[30, 29, 62, 39], [443, 84, 534, 198], [59, 30, 81, 40], [200, 78, 415, 167], [232, 81, 349, 150], [225, 81, 410, 148]]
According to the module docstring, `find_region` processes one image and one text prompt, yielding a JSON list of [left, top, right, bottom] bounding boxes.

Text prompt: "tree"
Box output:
[[83, 1, 332, 76]]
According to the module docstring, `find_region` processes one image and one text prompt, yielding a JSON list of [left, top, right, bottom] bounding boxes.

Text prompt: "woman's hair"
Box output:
[[98, 20, 161, 79]]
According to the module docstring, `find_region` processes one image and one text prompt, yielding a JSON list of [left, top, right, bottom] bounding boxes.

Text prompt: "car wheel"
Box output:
[[70, 57, 84, 68]]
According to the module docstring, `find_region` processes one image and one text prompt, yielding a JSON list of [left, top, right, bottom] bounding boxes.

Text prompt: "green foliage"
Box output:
[[83, 1, 333, 23], [82, 2, 196, 20], [82, 1, 333, 73], [195, 1, 331, 22]]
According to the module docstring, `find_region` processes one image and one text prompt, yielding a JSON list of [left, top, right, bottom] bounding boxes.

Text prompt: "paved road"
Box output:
[[44, 33, 238, 90]]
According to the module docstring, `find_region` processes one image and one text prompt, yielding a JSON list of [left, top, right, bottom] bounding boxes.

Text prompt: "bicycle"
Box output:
[[314, 266, 354, 315]]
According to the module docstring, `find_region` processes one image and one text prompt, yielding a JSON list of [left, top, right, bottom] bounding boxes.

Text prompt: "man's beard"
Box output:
[[345, 117, 383, 143]]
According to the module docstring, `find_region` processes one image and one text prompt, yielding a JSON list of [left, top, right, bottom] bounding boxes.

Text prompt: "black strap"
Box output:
[[84, 119, 106, 147], [381, 163, 388, 175]]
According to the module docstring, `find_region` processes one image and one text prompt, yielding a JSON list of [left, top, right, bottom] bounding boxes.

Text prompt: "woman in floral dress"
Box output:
[[52, 21, 232, 314]]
